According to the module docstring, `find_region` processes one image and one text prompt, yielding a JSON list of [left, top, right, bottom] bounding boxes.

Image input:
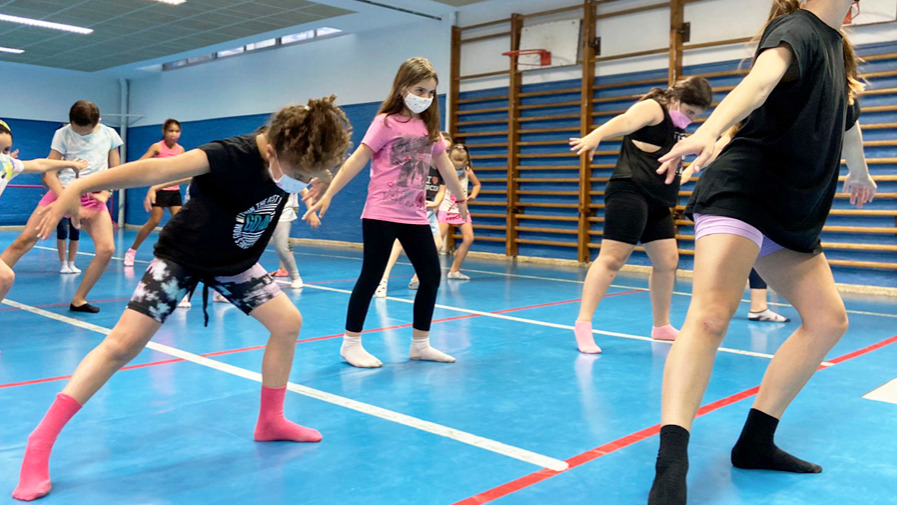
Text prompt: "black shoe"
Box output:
[[69, 302, 100, 313]]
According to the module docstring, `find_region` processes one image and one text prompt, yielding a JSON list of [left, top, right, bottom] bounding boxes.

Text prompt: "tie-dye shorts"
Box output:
[[127, 257, 283, 323]]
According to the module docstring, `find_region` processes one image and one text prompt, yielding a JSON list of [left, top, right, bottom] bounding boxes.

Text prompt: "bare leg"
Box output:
[[574, 239, 635, 353], [70, 210, 115, 309], [648, 234, 757, 505], [449, 222, 474, 274], [250, 294, 321, 442], [129, 207, 164, 251], [68, 240, 79, 263], [643, 238, 679, 328], [727, 251, 847, 474], [0, 258, 15, 302], [1, 205, 45, 269], [13, 309, 161, 501]]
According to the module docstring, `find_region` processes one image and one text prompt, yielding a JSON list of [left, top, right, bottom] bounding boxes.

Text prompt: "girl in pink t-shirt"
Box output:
[[124, 119, 187, 267], [305, 57, 469, 368]]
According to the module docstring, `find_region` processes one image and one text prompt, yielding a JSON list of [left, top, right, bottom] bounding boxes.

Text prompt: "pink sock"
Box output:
[[574, 321, 602, 354], [253, 386, 322, 443], [651, 324, 680, 341], [13, 393, 82, 501]]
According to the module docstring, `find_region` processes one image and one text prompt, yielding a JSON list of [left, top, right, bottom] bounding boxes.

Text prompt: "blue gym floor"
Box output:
[[1, 229, 895, 505]]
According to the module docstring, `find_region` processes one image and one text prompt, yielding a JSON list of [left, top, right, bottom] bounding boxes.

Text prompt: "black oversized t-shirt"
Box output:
[[154, 134, 286, 276], [424, 166, 442, 201], [613, 100, 685, 207], [687, 9, 855, 253]]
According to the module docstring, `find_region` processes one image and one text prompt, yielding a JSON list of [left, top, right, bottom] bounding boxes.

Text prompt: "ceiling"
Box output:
[[0, 0, 354, 72]]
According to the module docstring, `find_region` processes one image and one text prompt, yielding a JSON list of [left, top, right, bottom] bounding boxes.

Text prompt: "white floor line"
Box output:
[[33, 242, 897, 319], [294, 250, 897, 320], [1, 297, 569, 472], [288, 282, 786, 362]]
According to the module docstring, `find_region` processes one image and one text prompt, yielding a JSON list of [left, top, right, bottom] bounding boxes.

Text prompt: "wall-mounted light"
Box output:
[[0, 46, 25, 54]]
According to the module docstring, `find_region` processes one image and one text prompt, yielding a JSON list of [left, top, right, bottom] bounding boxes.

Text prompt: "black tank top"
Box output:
[[611, 100, 684, 207]]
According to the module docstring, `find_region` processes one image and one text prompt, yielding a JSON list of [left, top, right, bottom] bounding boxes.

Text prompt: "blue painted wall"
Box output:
[[124, 96, 446, 244]]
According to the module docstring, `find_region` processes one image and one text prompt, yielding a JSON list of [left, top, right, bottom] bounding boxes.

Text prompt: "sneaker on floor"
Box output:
[[68, 261, 81, 274], [408, 277, 419, 290], [271, 268, 289, 278], [213, 292, 229, 303], [291, 276, 304, 289], [748, 308, 790, 322], [178, 297, 192, 309], [374, 279, 387, 298], [70, 302, 99, 313], [60, 262, 73, 274], [447, 271, 470, 280], [123, 248, 136, 267]]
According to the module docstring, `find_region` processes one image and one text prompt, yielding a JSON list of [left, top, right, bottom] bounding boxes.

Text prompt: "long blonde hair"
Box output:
[[378, 57, 443, 142], [761, 0, 865, 101]]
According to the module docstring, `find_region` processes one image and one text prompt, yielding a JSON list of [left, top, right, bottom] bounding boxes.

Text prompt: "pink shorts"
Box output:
[[438, 210, 471, 226], [39, 191, 109, 215], [693, 214, 783, 258]]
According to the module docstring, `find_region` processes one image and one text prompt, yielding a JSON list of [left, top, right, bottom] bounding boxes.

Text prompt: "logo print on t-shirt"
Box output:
[[385, 135, 431, 208], [233, 194, 282, 249]]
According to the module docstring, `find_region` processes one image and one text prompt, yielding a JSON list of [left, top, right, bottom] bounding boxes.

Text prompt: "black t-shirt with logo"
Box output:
[[687, 9, 856, 253], [154, 134, 286, 276], [612, 99, 685, 207], [425, 166, 442, 201]]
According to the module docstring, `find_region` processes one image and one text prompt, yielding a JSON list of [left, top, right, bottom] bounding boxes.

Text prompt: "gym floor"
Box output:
[[1, 229, 895, 504]]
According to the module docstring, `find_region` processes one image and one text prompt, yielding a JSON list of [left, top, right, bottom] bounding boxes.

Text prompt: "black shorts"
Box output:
[[153, 189, 183, 208], [127, 257, 283, 324], [602, 178, 675, 245]]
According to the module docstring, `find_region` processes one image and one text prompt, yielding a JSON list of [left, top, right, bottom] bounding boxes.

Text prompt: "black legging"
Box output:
[[748, 268, 767, 290], [346, 219, 441, 333]]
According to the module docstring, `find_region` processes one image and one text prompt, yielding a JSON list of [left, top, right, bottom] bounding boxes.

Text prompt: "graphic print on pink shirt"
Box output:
[[385, 135, 431, 210]]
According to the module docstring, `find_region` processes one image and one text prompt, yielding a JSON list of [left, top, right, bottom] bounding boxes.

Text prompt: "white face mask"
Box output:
[[269, 153, 308, 193], [404, 91, 433, 114]]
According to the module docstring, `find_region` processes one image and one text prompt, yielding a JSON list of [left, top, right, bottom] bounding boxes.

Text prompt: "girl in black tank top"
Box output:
[[567, 76, 712, 354]]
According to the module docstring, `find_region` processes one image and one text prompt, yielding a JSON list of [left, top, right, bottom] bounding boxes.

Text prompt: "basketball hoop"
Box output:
[[502, 49, 551, 66], [843, 1, 860, 25]]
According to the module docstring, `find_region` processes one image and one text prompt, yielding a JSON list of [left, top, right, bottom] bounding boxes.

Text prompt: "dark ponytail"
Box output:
[[640, 76, 713, 109]]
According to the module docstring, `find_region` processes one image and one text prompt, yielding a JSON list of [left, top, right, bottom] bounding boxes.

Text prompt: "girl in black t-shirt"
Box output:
[[648, 2, 876, 505], [568, 76, 712, 353], [13, 97, 352, 502]]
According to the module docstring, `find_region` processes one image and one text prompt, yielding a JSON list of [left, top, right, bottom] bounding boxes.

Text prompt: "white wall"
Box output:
[[0, 61, 121, 123], [457, 0, 897, 94], [128, 19, 453, 126]]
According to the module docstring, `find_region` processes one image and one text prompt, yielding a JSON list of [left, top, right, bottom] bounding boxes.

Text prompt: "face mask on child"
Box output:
[[669, 103, 693, 130], [269, 153, 309, 193], [404, 92, 433, 114]]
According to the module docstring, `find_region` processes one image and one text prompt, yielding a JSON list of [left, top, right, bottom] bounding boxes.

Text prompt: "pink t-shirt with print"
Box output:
[[360, 113, 447, 225]]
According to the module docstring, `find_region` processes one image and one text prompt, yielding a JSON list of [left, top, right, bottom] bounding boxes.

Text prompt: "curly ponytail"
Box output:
[[266, 95, 353, 179]]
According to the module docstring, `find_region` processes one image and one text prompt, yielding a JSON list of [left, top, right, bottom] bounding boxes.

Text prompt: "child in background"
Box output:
[[0, 119, 88, 303], [304, 57, 469, 368], [1, 100, 123, 313], [124, 119, 186, 267], [374, 131, 450, 297], [56, 218, 80, 274], [438, 143, 480, 280], [270, 191, 320, 289]]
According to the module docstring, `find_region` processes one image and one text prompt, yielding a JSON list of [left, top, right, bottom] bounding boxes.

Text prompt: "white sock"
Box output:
[[340, 335, 382, 368], [409, 337, 455, 363], [67, 261, 80, 273]]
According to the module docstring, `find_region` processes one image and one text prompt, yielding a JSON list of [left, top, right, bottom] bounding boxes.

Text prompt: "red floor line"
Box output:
[[452, 334, 897, 505]]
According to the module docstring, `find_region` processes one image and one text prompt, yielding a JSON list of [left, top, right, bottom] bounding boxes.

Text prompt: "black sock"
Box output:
[[731, 408, 821, 473], [648, 425, 689, 505], [69, 302, 99, 313]]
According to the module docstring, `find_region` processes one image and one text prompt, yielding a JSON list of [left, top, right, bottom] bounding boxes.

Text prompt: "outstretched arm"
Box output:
[[302, 144, 373, 220], [569, 100, 665, 161], [657, 45, 793, 182], [21, 158, 88, 175], [36, 149, 211, 238]]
